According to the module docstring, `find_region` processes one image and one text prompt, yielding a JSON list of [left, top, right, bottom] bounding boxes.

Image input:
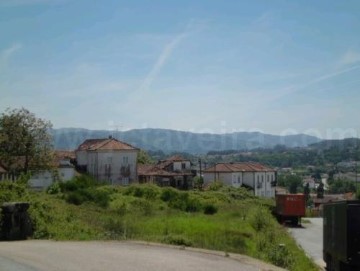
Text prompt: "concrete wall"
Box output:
[[87, 150, 138, 185], [204, 170, 275, 198], [253, 172, 275, 198], [173, 161, 191, 171], [76, 150, 87, 166], [59, 167, 75, 181], [28, 171, 54, 189], [203, 172, 232, 186]]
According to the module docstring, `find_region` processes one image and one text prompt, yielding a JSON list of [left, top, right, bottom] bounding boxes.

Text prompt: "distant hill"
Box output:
[[52, 128, 321, 154], [309, 138, 360, 150]]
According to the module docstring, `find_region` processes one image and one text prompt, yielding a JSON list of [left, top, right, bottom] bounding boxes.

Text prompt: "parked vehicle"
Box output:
[[274, 194, 305, 226], [323, 200, 360, 271]]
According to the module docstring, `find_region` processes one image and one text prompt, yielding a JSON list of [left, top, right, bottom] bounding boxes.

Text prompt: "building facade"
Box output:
[[138, 155, 195, 189], [203, 162, 276, 198], [76, 137, 139, 185]]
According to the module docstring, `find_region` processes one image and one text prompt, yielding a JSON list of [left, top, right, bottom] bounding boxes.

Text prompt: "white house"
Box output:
[[28, 151, 76, 189], [203, 162, 276, 198], [76, 137, 139, 185], [138, 155, 195, 189]]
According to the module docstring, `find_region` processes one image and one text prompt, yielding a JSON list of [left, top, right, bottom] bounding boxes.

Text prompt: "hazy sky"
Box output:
[[1, 0, 360, 139]]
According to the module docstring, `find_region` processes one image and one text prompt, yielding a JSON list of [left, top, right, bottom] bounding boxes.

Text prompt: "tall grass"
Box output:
[[0, 179, 318, 271]]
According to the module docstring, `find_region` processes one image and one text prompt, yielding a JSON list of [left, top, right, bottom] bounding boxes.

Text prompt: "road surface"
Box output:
[[0, 240, 285, 271], [288, 218, 325, 270]]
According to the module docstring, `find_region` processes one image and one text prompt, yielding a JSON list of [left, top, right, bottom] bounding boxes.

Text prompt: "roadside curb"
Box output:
[[126, 240, 287, 271]]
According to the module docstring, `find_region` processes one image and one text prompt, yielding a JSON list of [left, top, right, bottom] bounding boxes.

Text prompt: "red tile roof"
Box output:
[[166, 155, 189, 162], [204, 162, 275, 173], [55, 150, 76, 160], [138, 164, 179, 177], [156, 155, 190, 169], [77, 138, 138, 151]]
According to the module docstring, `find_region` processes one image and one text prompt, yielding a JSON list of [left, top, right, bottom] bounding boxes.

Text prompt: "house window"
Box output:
[[123, 157, 129, 165], [257, 175, 259, 182], [267, 175, 270, 182], [105, 164, 111, 177], [122, 177, 129, 185], [182, 163, 186, 169], [261, 175, 264, 182], [238, 176, 240, 183]]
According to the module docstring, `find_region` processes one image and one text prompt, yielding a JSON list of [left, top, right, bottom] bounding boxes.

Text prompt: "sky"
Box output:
[[1, 0, 360, 139]]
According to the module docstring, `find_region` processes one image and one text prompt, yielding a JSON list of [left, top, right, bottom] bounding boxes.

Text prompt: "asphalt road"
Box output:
[[0, 240, 285, 271], [288, 218, 325, 270]]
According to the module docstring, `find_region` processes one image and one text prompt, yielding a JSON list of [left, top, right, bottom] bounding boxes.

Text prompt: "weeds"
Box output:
[[0, 181, 318, 271]]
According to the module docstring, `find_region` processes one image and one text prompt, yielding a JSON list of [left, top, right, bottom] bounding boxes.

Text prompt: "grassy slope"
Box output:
[[0, 179, 318, 271]]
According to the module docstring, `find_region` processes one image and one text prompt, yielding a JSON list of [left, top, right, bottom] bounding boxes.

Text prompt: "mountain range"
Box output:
[[52, 128, 321, 154]]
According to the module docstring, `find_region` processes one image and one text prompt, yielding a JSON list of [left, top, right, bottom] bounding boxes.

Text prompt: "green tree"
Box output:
[[304, 183, 310, 204], [317, 182, 324, 199], [137, 150, 155, 165], [193, 176, 204, 190], [0, 108, 54, 174], [278, 174, 302, 193], [328, 178, 356, 194]]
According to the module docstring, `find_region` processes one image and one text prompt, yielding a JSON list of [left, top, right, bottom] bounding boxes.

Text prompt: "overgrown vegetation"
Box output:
[[0, 177, 318, 271]]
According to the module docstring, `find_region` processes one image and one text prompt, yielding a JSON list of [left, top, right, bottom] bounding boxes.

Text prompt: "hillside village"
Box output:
[[2, 133, 358, 212], [0, 136, 278, 198]]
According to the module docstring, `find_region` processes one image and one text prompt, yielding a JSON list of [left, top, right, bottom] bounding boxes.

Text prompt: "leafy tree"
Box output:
[[317, 182, 324, 199], [277, 174, 302, 193], [193, 176, 204, 190], [304, 183, 310, 204], [0, 108, 54, 174], [137, 150, 155, 165], [328, 178, 357, 194]]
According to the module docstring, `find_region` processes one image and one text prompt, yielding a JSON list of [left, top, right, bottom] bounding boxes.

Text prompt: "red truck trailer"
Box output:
[[274, 194, 306, 226]]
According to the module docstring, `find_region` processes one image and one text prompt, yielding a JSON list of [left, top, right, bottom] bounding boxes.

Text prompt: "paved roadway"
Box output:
[[0, 240, 285, 271], [288, 218, 325, 270]]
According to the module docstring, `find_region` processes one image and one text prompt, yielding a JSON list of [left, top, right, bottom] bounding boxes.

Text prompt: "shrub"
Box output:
[[162, 235, 192, 247], [66, 191, 86, 205], [184, 196, 202, 212], [160, 188, 179, 202], [207, 181, 223, 191], [60, 175, 98, 192], [267, 243, 294, 268], [248, 206, 271, 232], [130, 198, 153, 216], [124, 185, 159, 200], [47, 182, 61, 195], [203, 204, 218, 215], [0, 181, 27, 204]]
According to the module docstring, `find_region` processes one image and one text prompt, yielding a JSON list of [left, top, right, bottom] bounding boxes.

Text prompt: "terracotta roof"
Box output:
[[138, 164, 155, 175], [138, 164, 178, 177], [77, 138, 138, 151], [166, 155, 189, 162], [55, 150, 76, 160], [204, 162, 275, 173], [156, 155, 190, 169]]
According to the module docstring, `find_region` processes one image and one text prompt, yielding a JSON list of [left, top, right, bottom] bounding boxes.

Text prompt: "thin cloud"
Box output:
[[340, 50, 360, 66], [0, 43, 22, 69], [138, 19, 206, 92], [139, 32, 188, 92], [0, 0, 65, 7], [277, 64, 360, 99]]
